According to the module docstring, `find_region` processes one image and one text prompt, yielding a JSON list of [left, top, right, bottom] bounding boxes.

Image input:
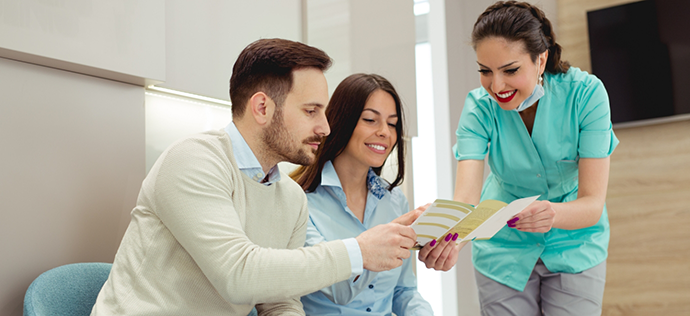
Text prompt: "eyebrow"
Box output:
[[363, 108, 398, 118], [477, 61, 518, 70], [305, 102, 325, 109]]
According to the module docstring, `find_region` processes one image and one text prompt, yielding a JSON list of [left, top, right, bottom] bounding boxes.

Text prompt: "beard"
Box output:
[[261, 107, 321, 166]]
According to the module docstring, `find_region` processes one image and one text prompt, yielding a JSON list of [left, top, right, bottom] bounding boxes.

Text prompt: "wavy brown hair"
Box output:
[[290, 73, 406, 193], [472, 1, 570, 74]]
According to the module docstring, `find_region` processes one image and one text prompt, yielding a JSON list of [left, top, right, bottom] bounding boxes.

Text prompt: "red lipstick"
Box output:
[[495, 90, 517, 103]]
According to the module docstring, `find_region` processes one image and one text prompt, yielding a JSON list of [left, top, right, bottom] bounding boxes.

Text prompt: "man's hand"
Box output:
[[392, 203, 429, 226], [356, 223, 417, 272]]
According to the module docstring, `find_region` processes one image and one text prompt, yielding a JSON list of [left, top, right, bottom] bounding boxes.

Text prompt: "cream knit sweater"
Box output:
[[91, 129, 352, 316]]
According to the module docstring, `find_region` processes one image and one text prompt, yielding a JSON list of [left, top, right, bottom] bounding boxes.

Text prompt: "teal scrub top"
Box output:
[[452, 67, 619, 291]]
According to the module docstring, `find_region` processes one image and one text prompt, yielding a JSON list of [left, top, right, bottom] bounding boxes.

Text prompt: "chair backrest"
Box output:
[[24, 262, 112, 316]]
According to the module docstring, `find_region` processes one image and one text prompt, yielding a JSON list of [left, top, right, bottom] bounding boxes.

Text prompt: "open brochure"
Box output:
[[410, 195, 539, 249]]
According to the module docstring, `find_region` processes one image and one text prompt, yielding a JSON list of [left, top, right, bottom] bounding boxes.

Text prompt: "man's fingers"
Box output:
[[397, 248, 411, 260], [414, 203, 432, 213], [392, 209, 424, 225], [397, 225, 417, 240]]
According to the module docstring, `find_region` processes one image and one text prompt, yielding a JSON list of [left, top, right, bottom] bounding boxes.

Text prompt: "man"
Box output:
[[91, 38, 419, 316]]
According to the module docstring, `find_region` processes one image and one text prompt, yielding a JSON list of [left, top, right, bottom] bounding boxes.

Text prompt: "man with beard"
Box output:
[[90, 38, 420, 316]]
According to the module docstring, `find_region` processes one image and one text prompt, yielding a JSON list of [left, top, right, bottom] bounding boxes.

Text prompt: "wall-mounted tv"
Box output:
[[587, 0, 690, 124]]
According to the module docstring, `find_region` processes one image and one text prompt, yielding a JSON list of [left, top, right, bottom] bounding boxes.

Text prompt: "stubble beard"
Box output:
[[261, 107, 319, 166]]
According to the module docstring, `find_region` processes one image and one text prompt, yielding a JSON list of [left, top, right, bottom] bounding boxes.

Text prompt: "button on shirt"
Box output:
[[224, 123, 363, 276], [301, 161, 432, 316], [453, 67, 619, 291]]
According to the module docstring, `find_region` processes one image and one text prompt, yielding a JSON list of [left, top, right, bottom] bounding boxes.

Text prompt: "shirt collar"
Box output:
[[320, 160, 342, 188], [224, 122, 281, 184], [320, 160, 387, 200]]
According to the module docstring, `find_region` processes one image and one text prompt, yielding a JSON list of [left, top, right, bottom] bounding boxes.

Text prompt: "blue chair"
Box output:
[[23, 262, 112, 316], [24, 262, 261, 316]]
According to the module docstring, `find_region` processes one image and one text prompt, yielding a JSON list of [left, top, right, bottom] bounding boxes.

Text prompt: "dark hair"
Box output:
[[291, 74, 406, 193], [229, 38, 332, 118], [472, 1, 570, 74]]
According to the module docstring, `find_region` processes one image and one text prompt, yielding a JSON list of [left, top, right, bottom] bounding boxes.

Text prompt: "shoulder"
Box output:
[[164, 129, 231, 159], [380, 181, 410, 216], [150, 129, 233, 175], [461, 86, 498, 122], [465, 86, 495, 109], [547, 67, 605, 97], [391, 187, 409, 212]]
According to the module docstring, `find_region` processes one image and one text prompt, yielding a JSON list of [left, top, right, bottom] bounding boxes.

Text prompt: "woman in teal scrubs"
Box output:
[[453, 2, 619, 315]]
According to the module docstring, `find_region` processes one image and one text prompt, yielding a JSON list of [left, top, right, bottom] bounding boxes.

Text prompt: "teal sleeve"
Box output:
[[453, 90, 492, 161], [577, 77, 619, 158]]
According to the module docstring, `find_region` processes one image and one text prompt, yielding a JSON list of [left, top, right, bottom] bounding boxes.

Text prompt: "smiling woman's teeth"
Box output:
[[368, 144, 385, 151], [497, 90, 515, 98]]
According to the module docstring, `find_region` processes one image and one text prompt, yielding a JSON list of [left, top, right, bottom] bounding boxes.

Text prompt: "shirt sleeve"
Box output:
[[453, 90, 493, 161], [304, 217, 377, 305], [152, 137, 352, 305], [577, 77, 620, 158]]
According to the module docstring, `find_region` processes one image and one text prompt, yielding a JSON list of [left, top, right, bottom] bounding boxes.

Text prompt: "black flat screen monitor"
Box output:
[[587, 0, 690, 124]]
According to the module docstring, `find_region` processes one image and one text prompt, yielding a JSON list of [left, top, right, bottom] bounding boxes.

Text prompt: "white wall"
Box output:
[[0, 0, 165, 85], [307, 0, 418, 137], [0, 57, 145, 316], [161, 0, 302, 100]]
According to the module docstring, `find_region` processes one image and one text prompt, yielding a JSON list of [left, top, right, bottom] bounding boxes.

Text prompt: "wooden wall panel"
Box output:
[[605, 121, 690, 315]]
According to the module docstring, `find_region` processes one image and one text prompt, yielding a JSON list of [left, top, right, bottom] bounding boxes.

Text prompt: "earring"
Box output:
[[538, 75, 543, 85]]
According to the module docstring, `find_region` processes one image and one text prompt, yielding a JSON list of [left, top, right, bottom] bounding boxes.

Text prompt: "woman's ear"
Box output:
[[539, 50, 549, 74]]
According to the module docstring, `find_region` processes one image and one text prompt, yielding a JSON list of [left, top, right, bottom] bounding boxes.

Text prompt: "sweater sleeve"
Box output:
[[150, 136, 352, 305]]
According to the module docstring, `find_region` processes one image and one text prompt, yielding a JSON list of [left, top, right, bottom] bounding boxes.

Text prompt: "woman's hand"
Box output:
[[508, 200, 556, 233], [417, 233, 465, 271]]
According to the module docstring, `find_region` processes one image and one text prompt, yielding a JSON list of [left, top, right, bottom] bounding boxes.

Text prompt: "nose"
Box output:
[[491, 74, 504, 93], [377, 122, 391, 138], [316, 110, 330, 137]]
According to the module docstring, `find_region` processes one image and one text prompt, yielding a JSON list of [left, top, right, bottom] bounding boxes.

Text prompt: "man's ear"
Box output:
[[248, 92, 274, 126]]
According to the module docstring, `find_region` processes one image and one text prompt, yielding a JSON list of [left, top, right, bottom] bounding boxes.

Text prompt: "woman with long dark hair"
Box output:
[[291, 73, 443, 315], [453, 1, 619, 315]]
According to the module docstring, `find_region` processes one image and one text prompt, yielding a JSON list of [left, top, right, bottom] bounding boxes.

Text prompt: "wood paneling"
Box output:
[[604, 120, 690, 315]]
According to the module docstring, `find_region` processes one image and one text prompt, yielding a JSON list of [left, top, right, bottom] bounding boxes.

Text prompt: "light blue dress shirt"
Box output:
[[224, 123, 362, 277], [301, 161, 433, 316], [453, 67, 620, 291], [225, 122, 281, 185]]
